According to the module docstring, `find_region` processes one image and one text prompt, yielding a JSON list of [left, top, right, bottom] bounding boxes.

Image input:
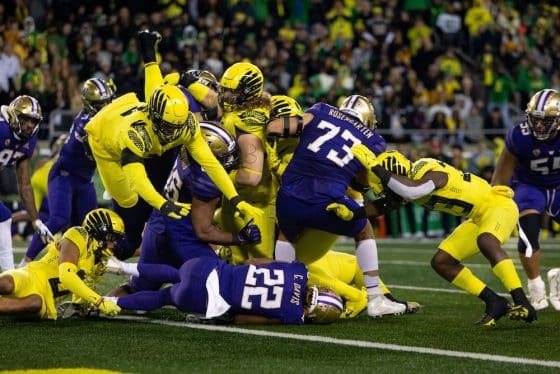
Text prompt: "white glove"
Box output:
[[34, 219, 54, 244]]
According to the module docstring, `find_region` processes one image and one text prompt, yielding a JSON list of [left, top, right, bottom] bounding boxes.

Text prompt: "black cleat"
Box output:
[[475, 296, 512, 326], [507, 303, 537, 323]]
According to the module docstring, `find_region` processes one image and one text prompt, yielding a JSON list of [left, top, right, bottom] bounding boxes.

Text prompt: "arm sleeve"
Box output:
[[144, 63, 164, 102], [122, 161, 166, 209], [187, 82, 210, 103], [386, 178, 436, 201], [187, 132, 239, 201], [59, 261, 102, 305]]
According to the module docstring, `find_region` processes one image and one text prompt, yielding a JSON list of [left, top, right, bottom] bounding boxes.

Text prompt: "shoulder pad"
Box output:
[[127, 121, 153, 154]]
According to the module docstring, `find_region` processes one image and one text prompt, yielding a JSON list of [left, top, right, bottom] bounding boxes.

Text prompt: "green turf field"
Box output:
[[1, 239, 559, 373]]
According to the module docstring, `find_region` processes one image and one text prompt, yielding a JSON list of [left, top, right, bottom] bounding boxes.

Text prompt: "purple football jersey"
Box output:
[[281, 102, 386, 202], [506, 121, 560, 187], [56, 111, 96, 180]]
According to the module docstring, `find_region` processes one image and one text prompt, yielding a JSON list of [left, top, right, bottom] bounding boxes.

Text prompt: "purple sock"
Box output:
[[117, 287, 173, 311], [137, 263, 180, 284]]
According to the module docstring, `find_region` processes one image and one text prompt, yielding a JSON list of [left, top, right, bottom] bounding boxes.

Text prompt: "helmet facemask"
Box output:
[[527, 113, 559, 141]]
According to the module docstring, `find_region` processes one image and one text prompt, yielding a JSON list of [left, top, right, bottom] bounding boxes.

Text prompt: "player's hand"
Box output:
[[33, 219, 54, 244], [234, 219, 261, 245], [137, 29, 162, 64], [265, 140, 281, 172], [231, 198, 263, 220], [96, 297, 121, 317], [326, 203, 354, 221], [160, 200, 191, 219], [351, 144, 378, 169], [178, 70, 202, 88]]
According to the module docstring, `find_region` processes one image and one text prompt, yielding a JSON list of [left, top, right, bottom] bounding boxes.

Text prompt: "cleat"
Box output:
[[105, 256, 126, 275], [528, 277, 548, 310], [475, 296, 511, 326], [508, 303, 537, 323], [547, 268, 560, 311], [367, 295, 406, 318], [404, 301, 422, 314]]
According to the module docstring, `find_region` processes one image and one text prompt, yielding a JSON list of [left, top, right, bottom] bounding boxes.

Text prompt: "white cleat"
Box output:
[[367, 295, 406, 318], [105, 256, 126, 275], [528, 276, 549, 311], [547, 268, 560, 311]]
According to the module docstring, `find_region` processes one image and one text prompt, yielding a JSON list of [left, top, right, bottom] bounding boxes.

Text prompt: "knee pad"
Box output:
[[517, 214, 541, 253]]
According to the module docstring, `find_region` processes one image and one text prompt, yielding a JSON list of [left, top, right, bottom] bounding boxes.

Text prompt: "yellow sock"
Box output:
[[451, 267, 486, 296], [492, 259, 522, 292]]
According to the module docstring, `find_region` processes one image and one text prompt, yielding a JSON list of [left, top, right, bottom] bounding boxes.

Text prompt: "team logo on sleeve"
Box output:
[[129, 121, 153, 152], [186, 113, 197, 137]]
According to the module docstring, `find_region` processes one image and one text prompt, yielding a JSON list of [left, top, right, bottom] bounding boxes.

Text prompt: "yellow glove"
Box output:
[[160, 201, 192, 219], [232, 198, 263, 221], [96, 297, 121, 317], [326, 202, 354, 221], [341, 287, 368, 318], [351, 144, 378, 169], [265, 140, 281, 172]]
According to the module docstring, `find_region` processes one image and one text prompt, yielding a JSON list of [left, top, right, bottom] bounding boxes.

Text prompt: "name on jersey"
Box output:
[[327, 109, 374, 138], [290, 273, 305, 306]]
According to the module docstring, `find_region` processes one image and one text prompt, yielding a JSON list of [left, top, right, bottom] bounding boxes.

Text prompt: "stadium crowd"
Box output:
[[0, 0, 558, 324]]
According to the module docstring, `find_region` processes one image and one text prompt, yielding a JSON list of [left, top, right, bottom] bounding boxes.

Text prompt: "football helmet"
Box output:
[[148, 84, 190, 143], [219, 62, 263, 109], [2, 95, 42, 140], [526, 89, 560, 141], [339, 95, 377, 129], [305, 286, 344, 324], [199, 121, 239, 171], [83, 208, 126, 261], [377, 150, 411, 176], [81, 78, 116, 115], [270, 95, 304, 121]]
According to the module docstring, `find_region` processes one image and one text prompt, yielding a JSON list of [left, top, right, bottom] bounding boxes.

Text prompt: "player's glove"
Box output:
[[230, 196, 263, 220], [178, 69, 202, 88], [265, 139, 281, 173], [96, 297, 121, 317], [233, 219, 261, 245], [351, 144, 378, 169], [160, 200, 191, 219], [326, 203, 354, 221], [137, 30, 162, 64], [34, 219, 54, 244]]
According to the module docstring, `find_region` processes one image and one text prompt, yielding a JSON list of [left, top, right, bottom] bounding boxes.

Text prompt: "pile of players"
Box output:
[[1, 30, 559, 326]]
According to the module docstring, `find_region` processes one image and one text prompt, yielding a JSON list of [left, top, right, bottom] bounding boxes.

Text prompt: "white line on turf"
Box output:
[[111, 315, 560, 368]]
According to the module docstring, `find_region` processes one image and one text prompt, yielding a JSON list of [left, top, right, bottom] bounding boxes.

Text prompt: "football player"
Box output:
[[108, 257, 343, 325], [23, 78, 115, 264], [217, 62, 276, 264], [110, 121, 261, 295], [0, 209, 124, 319], [492, 89, 560, 311], [266, 95, 418, 318], [273, 95, 407, 318], [0, 95, 53, 271], [350, 145, 536, 325], [84, 31, 261, 258]]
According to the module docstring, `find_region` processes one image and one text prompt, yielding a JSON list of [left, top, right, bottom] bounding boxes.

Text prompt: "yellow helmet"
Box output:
[[83, 208, 125, 243], [377, 150, 411, 176], [81, 78, 116, 115], [148, 84, 190, 143], [270, 95, 304, 121], [339, 95, 377, 129], [3, 95, 42, 140], [305, 286, 344, 324], [526, 89, 560, 141], [199, 121, 239, 171], [219, 62, 263, 109]]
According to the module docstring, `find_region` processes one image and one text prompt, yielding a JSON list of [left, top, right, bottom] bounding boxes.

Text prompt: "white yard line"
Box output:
[[111, 315, 560, 368]]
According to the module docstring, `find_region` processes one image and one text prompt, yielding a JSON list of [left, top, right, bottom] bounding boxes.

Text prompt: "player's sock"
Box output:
[[356, 239, 380, 296], [117, 287, 173, 311], [451, 267, 486, 296], [0, 219, 14, 271], [492, 258, 522, 291], [274, 240, 295, 262]]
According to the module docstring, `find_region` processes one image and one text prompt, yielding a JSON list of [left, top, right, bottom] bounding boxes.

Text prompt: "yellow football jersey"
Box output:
[[31, 158, 55, 210], [409, 158, 496, 219], [9, 226, 103, 319]]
